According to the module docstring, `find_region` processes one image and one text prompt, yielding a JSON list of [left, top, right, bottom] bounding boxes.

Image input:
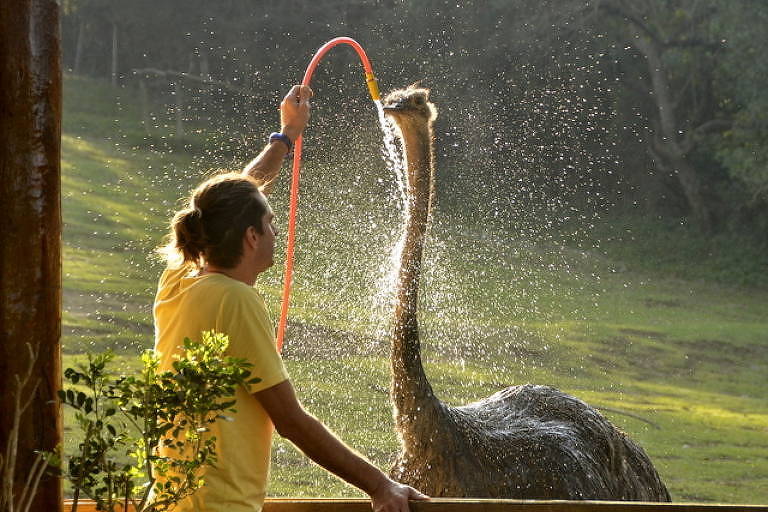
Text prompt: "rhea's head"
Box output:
[[382, 84, 437, 123]]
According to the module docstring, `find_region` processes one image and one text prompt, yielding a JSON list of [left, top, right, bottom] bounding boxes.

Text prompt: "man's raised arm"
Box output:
[[243, 85, 313, 195]]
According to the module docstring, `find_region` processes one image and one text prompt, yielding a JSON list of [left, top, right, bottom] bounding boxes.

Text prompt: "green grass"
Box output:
[[61, 75, 768, 504]]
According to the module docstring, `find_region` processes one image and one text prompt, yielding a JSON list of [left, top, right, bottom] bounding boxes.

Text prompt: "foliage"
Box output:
[[713, 1, 768, 203], [54, 331, 260, 511]]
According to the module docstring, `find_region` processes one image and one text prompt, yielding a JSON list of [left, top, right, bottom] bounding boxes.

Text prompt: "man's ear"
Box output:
[[244, 225, 259, 248]]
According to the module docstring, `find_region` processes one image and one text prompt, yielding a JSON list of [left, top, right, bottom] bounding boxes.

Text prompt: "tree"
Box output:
[[0, 1, 63, 511], [594, 0, 731, 230]]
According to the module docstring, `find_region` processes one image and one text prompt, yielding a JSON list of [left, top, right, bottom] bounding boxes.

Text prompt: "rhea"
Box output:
[[381, 85, 670, 500]]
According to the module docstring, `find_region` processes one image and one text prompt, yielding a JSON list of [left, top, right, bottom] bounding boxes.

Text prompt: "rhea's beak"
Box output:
[[382, 101, 405, 112]]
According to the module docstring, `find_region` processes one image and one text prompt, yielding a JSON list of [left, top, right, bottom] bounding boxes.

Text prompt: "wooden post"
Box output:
[[0, 0, 63, 511], [175, 78, 185, 137], [139, 79, 151, 134], [111, 22, 118, 87], [74, 18, 85, 75]]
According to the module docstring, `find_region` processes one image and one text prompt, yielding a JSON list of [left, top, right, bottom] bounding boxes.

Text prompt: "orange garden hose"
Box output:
[[276, 37, 381, 353]]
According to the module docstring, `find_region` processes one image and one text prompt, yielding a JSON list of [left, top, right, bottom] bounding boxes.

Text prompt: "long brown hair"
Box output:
[[159, 172, 268, 269]]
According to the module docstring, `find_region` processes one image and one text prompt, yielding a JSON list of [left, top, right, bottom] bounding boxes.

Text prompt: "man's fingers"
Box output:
[[282, 85, 312, 108], [408, 487, 430, 501], [284, 85, 301, 104], [298, 85, 313, 102]]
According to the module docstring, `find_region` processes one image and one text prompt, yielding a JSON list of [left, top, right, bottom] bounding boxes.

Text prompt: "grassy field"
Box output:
[[61, 75, 768, 504]]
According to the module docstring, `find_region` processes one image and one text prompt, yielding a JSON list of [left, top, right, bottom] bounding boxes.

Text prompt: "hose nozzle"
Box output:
[[365, 72, 381, 101]]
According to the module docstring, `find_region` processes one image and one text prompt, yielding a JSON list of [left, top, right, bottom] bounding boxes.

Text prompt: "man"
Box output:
[[153, 84, 428, 512]]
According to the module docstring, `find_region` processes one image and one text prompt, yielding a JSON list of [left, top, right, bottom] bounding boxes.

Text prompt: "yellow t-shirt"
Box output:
[[153, 266, 289, 512]]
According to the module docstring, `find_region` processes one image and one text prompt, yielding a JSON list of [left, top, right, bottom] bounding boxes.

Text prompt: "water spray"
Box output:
[[276, 37, 381, 353]]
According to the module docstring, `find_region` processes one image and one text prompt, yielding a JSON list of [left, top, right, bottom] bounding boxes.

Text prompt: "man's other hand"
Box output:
[[370, 477, 429, 512], [280, 85, 312, 143]]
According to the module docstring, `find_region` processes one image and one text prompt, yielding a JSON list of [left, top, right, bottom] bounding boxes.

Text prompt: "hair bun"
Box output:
[[184, 207, 203, 231], [175, 207, 206, 263]]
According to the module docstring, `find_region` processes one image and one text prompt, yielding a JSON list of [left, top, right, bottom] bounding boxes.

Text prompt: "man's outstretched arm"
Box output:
[[255, 380, 429, 512], [243, 85, 312, 195]]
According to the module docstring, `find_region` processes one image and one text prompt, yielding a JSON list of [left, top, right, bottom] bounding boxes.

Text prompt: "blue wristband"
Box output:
[[269, 132, 293, 152]]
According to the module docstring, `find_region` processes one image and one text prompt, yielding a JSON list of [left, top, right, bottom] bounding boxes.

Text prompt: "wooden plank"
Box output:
[[261, 499, 768, 512], [65, 499, 768, 512]]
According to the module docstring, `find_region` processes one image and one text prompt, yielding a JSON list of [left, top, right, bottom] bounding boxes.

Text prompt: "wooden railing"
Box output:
[[64, 499, 768, 512]]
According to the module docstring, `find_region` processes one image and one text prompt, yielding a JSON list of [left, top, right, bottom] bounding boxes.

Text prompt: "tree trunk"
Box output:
[[0, 0, 63, 511], [199, 47, 209, 80], [630, 25, 713, 230], [110, 22, 118, 87], [650, 138, 712, 228]]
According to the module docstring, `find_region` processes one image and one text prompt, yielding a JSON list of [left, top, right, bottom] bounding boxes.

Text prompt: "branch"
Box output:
[[694, 119, 733, 135], [20, 343, 38, 387], [611, 56, 653, 98], [663, 0, 721, 51], [672, 71, 695, 110], [0, 343, 41, 512], [17, 452, 47, 512], [678, 119, 733, 154], [663, 38, 722, 51], [18, 380, 40, 417], [653, 134, 683, 161], [686, 2, 719, 32], [598, 1, 664, 46], [680, 134, 695, 156], [648, 127, 676, 168]]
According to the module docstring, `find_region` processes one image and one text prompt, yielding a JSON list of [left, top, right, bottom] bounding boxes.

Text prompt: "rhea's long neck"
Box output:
[[390, 115, 441, 445]]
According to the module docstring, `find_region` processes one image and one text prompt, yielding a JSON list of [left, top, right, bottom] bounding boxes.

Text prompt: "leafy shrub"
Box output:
[[54, 331, 260, 512]]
